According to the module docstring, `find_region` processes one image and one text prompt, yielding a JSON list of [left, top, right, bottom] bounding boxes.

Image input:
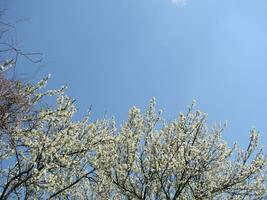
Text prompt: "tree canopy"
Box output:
[[0, 74, 266, 199]]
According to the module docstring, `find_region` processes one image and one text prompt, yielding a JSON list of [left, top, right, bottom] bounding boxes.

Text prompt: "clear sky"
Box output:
[[2, 0, 267, 148]]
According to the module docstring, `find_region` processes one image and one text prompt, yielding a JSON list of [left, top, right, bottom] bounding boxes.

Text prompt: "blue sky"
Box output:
[[3, 0, 267, 148]]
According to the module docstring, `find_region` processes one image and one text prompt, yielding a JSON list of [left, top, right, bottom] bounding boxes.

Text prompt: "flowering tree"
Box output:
[[0, 75, 115, 199], [0, 75, 266, 199], [97, 99, 266, 200]]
